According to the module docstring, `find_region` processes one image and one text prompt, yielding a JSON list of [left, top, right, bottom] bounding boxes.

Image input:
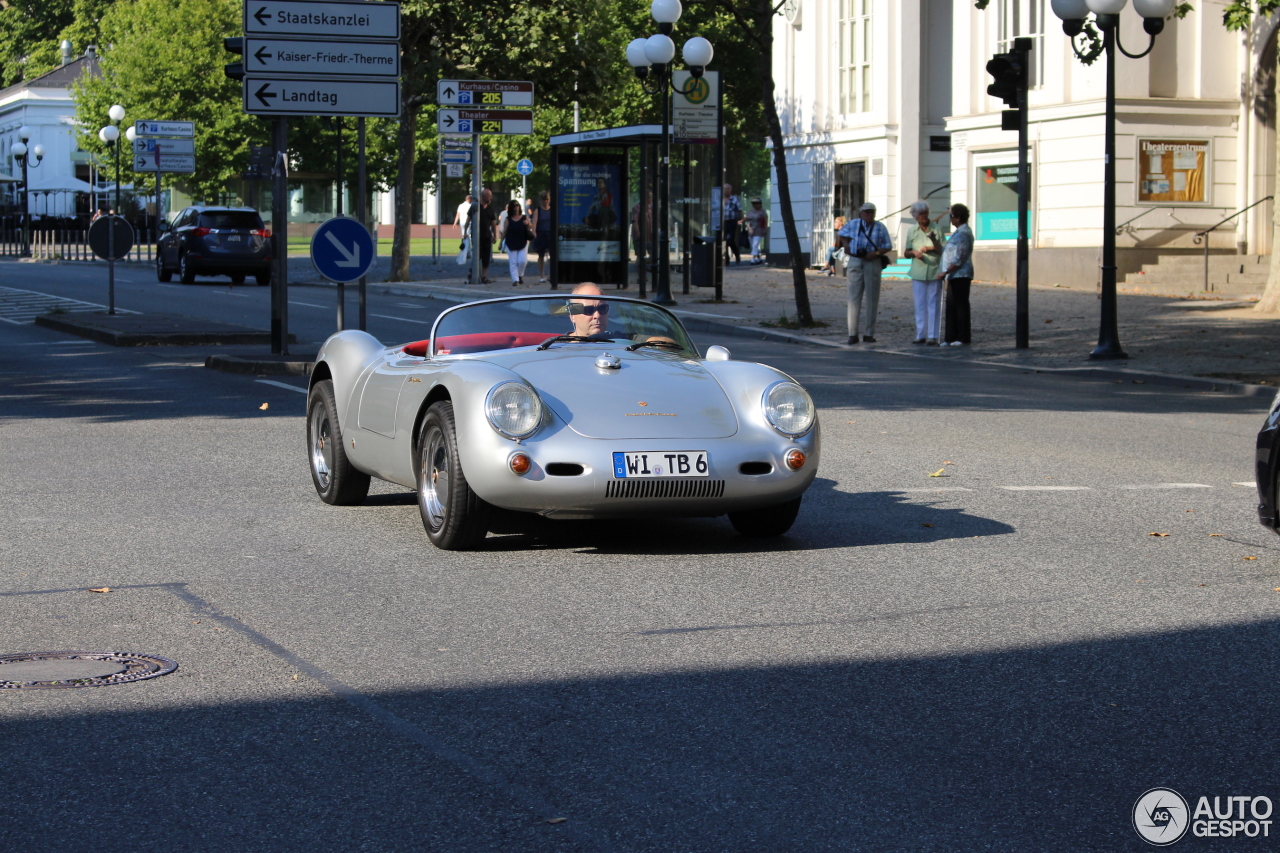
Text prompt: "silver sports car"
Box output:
[[306, 293, 820, 550]]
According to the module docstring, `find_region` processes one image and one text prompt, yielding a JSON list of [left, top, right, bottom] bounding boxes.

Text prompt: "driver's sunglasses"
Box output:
[[568, 303, 609, 316]]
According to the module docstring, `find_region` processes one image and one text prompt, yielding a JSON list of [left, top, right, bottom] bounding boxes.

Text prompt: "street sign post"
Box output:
[[133, 153, 196, 173], [516, 159, 534, 176], [134, 120, 195, 138], [88, 215, 134, 261], [311, 216, 376, 283], [437, 79, 533, 107], [244, 0, 400, 39], [437, 109, 533, 135], [243, 76, 400, 117], [243, 37, 399, 77], [133, 138, 196, 156]]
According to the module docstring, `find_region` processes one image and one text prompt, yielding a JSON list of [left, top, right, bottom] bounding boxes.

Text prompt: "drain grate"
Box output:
[[0, 651, 178, 689]]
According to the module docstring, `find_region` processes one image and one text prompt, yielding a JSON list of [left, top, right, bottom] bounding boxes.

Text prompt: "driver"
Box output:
[[567, 282, 615, 338]]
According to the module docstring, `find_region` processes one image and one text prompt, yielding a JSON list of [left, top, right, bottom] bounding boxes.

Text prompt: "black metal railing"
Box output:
[[0, 222, 156, 263], [1192, 196, 1272, 292]]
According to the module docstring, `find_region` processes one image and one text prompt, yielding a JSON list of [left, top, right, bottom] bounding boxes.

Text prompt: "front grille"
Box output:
[[606, 478, 726, 499]]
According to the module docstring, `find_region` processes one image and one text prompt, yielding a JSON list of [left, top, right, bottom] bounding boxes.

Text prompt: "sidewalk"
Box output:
[[291, 256, 1280, 392]]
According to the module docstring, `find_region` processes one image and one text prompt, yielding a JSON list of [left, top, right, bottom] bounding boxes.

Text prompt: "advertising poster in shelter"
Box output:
[[556, 153, 626, 286], [1137, 139, 1208, 204], [975, 163, 1033, 241]]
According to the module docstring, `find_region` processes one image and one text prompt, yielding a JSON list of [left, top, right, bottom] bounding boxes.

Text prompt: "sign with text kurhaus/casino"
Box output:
[[1137, 138, 1209, 205]]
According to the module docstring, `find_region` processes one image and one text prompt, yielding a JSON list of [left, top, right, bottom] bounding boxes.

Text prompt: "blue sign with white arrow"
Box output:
[[516, 158, 534, 176], [310, 216, 376, 283]]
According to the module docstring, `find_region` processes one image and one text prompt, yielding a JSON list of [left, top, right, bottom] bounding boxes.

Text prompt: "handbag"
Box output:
[[879, 254, 891, 269], [455, 238, 469, 266]]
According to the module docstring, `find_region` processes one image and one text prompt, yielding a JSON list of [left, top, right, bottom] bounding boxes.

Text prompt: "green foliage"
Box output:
[[0, 0, 75, 86], [1222, 1, 1280, 31]]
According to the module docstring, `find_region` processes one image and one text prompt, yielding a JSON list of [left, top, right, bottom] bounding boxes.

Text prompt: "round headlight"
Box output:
[[485, 381, 542, 439], [763, 381, 815, 436]]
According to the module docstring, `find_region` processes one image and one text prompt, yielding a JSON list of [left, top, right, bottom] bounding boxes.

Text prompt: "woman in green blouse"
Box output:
[[905, 200, 944, 345]]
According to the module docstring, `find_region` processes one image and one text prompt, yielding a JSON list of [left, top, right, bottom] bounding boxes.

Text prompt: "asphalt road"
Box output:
[[3, 260, 1279, 851]]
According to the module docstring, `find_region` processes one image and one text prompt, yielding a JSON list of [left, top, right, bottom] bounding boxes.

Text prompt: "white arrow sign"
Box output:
[[133, 137, 196, 156], [244, 37, 400, 78], [325, 231, 360, 267], [243, 76, 400, 117], [133, 154, 196, 173], [244, 0, 400, 40]]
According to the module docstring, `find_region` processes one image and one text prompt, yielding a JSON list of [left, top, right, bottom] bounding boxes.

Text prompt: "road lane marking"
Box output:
[[288, 301, 328, 309], [999, 486, 1091, 491], [0, 285, 140, 323], [368, 312, 434, 325], [1120, 483, 1212, 490], [1235, 482, 1257, 487], [893, 487, 976, 492], [255, 379, 308, 394]]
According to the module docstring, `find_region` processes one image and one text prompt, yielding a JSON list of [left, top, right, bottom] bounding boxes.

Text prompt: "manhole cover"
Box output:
[[0, 652, 178, 689]]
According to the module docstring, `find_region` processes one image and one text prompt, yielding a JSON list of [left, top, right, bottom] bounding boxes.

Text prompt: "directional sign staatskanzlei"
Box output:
[[311, 216, 376, 283], [437, 109, 533, 136], [133, 154, 196, 173], [134, 120, 195, 138], [243, 76, 400, 117], [437, 80, 533, 107], [244, 0, 400, 40], [244, 37, 399, 77], [133, 137, 196, 156]]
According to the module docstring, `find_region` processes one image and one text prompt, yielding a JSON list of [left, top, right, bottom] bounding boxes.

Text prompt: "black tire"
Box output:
[[256, 270, 271, 286], [307, 379, 371, 506], [179, 252, 196, 284], [416, 401, 491, 550], [728, 496, 802, 538], [156, 252, 172, 282], [230, 274, 246, 285]]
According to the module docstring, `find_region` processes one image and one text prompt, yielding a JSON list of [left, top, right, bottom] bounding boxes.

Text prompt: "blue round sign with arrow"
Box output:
[[516, 158, 534, 176], [310, 216, 376, 283]]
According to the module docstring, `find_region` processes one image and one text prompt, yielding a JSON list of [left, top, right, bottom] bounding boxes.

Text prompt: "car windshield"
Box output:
[[428, 295, 697, 357], [198, 211, 263, 230]]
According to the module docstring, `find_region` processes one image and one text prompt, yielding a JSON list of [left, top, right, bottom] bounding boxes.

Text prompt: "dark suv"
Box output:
[[157, 205, 272, 285]]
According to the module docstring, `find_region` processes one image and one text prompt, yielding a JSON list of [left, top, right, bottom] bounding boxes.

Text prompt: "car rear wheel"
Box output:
[[230, 274, 246, 284], [179, 252, 195, 284], [307, 379, 370, 506], [156, 252, 172, 282], [256, 270, 271, 286], [417, 401, 491, 550], [728, 496, 802, 538]]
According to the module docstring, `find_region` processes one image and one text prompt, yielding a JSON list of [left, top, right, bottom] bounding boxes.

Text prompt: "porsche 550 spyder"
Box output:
[[305, 293, 820, 550]]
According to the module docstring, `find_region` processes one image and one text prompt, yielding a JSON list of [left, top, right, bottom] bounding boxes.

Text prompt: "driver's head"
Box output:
[[568, 282, 608, 336]]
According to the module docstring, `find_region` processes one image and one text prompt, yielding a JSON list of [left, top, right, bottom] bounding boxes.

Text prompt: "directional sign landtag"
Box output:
[[437, 109, 533, 136], [134, 120, 195, 138], [133, 137, 196, 156], [133, 154, 197, 173], [437, 80, 534, 107], [244, 0, 400, 40], [243, 76, 400, 117], [311, 216, 376, 283], [244, 38, 400, 78]]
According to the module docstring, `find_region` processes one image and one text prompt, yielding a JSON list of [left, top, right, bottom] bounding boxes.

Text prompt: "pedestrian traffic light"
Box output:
[[224, 37, 245, 82], [985, 51, 1025, 108]]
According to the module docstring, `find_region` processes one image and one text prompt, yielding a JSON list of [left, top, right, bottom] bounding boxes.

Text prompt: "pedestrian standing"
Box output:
[[722, 183, 743, 265], [904, 200, 945, 345], [501, 199, 531, 286], [837, 202, 892, 345], [467, 189, 497, 284], [938, 203, 975, 346], [745, 197, 769, 265], [531, 190, 553, 283]]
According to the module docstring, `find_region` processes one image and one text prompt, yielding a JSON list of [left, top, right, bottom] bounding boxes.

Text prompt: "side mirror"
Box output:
[[157, 219, 171, 233], [705, 345, 731, 361]]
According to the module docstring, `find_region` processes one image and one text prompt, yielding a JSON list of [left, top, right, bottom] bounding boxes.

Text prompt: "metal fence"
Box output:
[[0, 220, 156, 263]]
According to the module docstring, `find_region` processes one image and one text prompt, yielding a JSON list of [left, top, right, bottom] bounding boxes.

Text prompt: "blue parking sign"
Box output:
[[459, 92, 472, 104], [458, 120, 472, 132]]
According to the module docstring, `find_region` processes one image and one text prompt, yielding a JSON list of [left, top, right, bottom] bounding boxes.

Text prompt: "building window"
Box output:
[[996, 0, 1045, 88], [839, 0, 872, 114]]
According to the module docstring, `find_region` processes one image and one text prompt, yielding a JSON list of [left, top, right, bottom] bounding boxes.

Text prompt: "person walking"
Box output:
[[904, 200, 945, 345], [467, 189, 497, 284], [837, 202, 892, 345], [501, 199, 532, 286], [938, 203, 975, 346], [745, 197, 769, 265], [722, 184, 743, 265], [531, 190, 553, 283], [454, 194, 472, 232]]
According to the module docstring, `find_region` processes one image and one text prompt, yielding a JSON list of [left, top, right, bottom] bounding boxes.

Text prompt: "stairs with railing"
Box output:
[[1122, 255, 1268, 297]]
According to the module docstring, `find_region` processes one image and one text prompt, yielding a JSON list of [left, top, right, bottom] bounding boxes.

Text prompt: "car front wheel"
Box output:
[[417, 401, 491, 550], [728, 496, 802, 538], [256, 270, 271, 286], [179, 252, 195, 284], [156, 251, 172, 282], [307, 379, 371, 505]]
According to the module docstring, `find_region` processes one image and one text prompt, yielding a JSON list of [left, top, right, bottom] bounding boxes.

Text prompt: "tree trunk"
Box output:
[[1258, 57, 1280, 313], [757, 0, 813, 325], [390, 99, 417, 282]]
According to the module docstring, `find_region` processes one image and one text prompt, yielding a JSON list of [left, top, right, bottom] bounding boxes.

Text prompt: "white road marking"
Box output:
[[999, 486, 1092, 491], [1234, 482, 1257, 487], [255, 379, 308, 394], [1120, 483, 1213, 490], [893, 487, 976, 493], [368, 312, 434, 325], [0, 285, 139, 323], [288, 301, 328, 309]]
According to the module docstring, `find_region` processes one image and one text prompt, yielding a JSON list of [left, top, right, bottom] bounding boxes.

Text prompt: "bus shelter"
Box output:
[[548, 125, 724, 299]]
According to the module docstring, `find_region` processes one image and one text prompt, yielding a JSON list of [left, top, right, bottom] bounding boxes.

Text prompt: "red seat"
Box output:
[[402, 331, 549, 357]]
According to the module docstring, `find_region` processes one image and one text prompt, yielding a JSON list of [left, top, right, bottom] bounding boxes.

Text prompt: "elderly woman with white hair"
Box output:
[[904, 200, 945, 345]]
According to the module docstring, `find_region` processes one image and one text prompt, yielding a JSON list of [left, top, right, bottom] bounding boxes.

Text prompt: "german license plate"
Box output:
[[612, 451, 709, 478], [225, 235, 242, 242]]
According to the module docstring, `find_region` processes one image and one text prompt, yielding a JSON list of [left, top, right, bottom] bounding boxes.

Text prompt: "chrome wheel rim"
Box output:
[[309, 404, 333, 490], [420, 426, 449, 531]]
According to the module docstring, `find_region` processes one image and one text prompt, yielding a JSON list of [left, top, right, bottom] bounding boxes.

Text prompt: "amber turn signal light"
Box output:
[[509, 453, 532, 475], [784, 449, 805, 470]]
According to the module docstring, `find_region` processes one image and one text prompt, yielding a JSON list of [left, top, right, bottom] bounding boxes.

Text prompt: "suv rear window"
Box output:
[[198, 211, 264, 230]]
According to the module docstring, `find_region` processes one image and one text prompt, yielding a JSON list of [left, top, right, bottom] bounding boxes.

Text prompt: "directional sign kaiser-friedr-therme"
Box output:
[[244, 37, 400, 78], [244, 0, 400, 40], [244, 76, 400, 117], [311, 216, 376, 283]]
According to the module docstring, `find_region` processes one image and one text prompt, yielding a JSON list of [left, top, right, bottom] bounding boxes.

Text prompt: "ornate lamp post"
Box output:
[[1051, 0, 1175, 360], [98, 104, 126, 215], [11, 126, 45, 258], [625, 0, 713, 306]]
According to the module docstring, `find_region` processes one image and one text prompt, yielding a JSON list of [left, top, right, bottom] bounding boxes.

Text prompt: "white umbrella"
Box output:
[[0, 172, 20, 183], [26, 176, 97, 193]]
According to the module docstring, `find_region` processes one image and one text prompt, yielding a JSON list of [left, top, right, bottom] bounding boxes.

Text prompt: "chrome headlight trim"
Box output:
[[485, 381, 543, 440], [762, 380, 815, 437]]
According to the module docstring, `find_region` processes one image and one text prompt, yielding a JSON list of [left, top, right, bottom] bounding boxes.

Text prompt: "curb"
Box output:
[[34, 313, 289, 347], [205, 354, 314, 376]]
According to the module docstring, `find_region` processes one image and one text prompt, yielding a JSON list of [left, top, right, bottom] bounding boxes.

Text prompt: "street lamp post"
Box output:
[[99, 104, 126, 314], [625, 0, 713, 307], [11, 126, 45, 258], [1051, 0, 1174, 360]]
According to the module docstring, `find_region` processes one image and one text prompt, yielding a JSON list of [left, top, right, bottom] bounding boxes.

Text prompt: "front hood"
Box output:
[[489, 349, 738, 439]]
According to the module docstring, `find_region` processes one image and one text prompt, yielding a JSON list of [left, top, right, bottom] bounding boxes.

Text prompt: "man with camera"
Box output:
[[837, 201, 893, 345]]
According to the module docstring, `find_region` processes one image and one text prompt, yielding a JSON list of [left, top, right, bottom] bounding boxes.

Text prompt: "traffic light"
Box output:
[[985, 51, 1025, 108], [224, 37, 245, 82]]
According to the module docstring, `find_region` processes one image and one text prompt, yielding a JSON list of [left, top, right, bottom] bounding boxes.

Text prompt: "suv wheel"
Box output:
[[156, 251, 172, 282], [179, 252, 196, 284], [230, 274, 246, 285], [256, 270, 271, 286]]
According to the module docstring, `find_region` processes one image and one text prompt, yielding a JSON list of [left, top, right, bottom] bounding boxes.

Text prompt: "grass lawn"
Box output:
[[286, 236, 463, 257]]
